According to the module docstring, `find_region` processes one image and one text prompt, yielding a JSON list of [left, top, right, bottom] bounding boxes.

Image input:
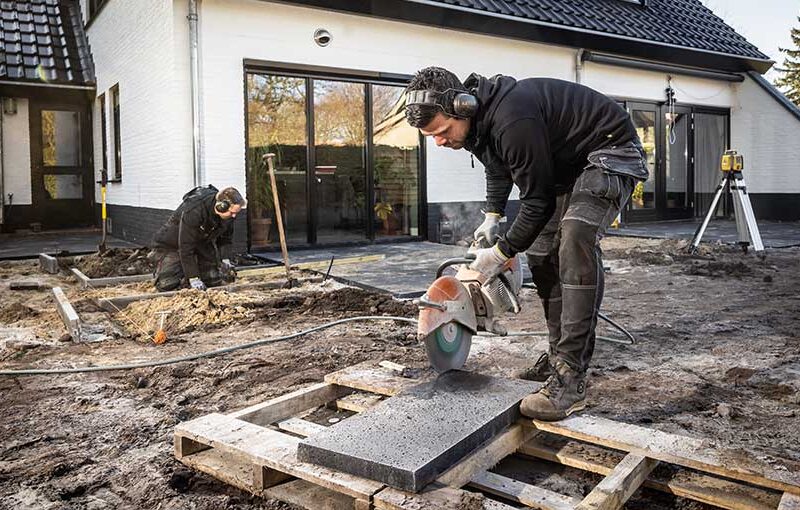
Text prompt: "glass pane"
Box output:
[[314, 80, 366, 243], [43, 174, 82, 199], [665, 111, 690, 209], [41, 110, 81, 166], [373, 84, 420, 238], [630, 110, 656, 210], [246, 73, 308, 248], [694, 113, 728, 217]]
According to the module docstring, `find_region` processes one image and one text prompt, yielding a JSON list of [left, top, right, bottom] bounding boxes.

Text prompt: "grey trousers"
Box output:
[[525, 143, 646, 372], [154, 250, 223, 292]]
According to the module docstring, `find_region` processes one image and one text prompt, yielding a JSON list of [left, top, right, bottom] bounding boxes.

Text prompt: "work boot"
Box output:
[[520, 360, 587, 421], [519, 352, 555, 382]]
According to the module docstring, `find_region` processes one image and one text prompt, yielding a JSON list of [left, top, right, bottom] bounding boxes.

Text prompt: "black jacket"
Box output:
[[463, 74, 638, 256], [152, 186, 234, 279]]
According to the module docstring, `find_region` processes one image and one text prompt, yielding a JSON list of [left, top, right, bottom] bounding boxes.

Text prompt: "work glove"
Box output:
[[468, 244, 509, 279], [473, 212, 501, 244], [189, 277, 207, 291], [220, 258, 237, 283]]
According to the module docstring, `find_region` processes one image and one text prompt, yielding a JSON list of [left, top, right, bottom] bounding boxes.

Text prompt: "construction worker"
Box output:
[[151, 185, 246, 292], [405, 67, 648, 421]]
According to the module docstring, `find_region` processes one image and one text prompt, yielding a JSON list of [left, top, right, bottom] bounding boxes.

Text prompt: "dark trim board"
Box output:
[[750, 194, 800, 222]]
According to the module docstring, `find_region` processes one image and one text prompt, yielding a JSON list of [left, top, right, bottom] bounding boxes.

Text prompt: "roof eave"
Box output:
[[272, 0, 773, 74]]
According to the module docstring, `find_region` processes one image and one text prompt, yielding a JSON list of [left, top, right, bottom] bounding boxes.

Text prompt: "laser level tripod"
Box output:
[[689, 149, 763, 253]]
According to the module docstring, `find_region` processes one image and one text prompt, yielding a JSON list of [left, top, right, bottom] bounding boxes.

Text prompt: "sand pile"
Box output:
[[116, 289, 254, 339]]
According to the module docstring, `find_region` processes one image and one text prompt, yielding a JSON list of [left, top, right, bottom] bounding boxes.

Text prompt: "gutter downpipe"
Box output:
[[575, 49, 586, 84], [188, 0, 202, 187], [0, 98, 4, 226]]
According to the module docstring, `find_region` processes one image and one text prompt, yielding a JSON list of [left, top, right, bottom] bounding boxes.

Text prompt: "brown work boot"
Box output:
[[519, 352, 555, 382], [520, 360, 587, 421]]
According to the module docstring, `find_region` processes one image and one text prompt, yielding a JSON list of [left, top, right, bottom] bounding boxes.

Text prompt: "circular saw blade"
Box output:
[[424, 321, 472, 373]]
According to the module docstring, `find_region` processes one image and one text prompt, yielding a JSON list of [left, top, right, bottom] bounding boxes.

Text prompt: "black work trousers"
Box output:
[[525, 143, 646, 373], [154, 249, 222, 292]]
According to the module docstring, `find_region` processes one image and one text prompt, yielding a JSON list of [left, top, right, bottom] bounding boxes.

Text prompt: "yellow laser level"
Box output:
[[720, 149, 744, 172]]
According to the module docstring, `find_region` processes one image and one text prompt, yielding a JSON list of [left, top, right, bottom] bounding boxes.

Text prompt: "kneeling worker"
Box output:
[[152, 185, 246, 291]]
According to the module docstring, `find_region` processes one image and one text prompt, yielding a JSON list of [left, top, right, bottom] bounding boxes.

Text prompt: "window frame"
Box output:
[[110, 84, 122, 181], [98, 92, 108, 174], [243, 60, 426, 249]]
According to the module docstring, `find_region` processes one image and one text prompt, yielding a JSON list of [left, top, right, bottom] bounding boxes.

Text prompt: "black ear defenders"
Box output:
[[215, 199, 231, 213], [406, 88, 479, 119]]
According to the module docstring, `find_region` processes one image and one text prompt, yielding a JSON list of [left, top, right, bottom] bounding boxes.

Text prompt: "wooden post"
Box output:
[[264, 153, 291, 282]]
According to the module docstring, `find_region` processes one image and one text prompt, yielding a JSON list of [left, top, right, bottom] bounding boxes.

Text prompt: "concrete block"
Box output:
[[9, 281, 46, 291], [38, 253, 59, 274], [297, 371, 537, 492], [52, 287, 81, 341]]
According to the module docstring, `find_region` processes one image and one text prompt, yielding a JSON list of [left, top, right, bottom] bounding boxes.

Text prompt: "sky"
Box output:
[[700, 0, 800, 83]]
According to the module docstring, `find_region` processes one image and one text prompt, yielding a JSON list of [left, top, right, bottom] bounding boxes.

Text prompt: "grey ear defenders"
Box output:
[[406, 88, 479, 119]]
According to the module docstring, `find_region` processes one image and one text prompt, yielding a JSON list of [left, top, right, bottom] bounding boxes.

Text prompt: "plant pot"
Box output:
[[251, 218, 272, 246]]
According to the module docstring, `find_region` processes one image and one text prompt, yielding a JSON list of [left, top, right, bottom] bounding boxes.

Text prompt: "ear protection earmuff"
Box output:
[[406, 88, 479, 119], [215, 199, 231, 213]]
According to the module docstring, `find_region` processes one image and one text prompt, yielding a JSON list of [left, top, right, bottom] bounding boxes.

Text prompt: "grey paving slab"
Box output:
[[254, 241, 532, 297], [609, 220, 800, 248], [297, 371, 538, 492], [0, 230, 137, 260]]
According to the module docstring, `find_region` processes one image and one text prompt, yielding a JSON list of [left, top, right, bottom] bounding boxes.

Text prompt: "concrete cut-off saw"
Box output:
[[416, 242, 524, 373]]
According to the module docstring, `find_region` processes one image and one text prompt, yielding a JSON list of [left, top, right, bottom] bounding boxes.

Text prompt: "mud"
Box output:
[[63, 247, 155, 278], [1, 237, 799, 509]]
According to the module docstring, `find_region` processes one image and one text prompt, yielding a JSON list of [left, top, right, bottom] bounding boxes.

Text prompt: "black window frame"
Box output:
[[242, 60, 427, 250], [110, 84, 122, 181], [616, 97, 730, 224], [87, 0, 110, 23], [98, 92, 108, 174]]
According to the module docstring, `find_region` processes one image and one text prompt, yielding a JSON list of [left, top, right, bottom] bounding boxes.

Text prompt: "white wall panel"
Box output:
[[86, 0, 193, 208], [731, 76, 800, 193], [2, 98, 32, 205]]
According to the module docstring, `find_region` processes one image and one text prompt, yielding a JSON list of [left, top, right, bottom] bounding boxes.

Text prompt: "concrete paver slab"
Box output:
[[297, 371, 537, 492]]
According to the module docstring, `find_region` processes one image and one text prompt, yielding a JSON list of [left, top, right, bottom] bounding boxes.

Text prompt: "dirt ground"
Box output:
[[0, 236, 798, 509]]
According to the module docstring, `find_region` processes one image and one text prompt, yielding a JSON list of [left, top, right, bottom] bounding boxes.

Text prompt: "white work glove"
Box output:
[[468, 244, 509, 279], [189, 277, 207, 291], [220, 258, 235, 272], [473, 212, 501, 243]]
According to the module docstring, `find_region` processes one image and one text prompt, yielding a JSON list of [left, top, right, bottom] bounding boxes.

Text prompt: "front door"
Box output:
[[29, 101, 93, 228]]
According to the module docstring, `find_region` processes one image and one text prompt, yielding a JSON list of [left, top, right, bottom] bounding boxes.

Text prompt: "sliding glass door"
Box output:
[[245, 70, 423, 249]]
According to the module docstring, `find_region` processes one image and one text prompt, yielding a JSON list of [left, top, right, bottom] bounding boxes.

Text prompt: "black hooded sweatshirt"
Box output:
[[463, 74, 638, 257], [152, 186, 234, 279]]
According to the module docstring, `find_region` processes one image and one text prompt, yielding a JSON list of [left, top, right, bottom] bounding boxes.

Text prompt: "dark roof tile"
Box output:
[[0, 0, 93, 86], [432, 0, 769, 60]]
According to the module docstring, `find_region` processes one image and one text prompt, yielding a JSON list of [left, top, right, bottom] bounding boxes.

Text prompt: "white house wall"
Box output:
[[86, 0, 193, 209], [730, 76, 800, 194], [198, 0, 742, 208], [2, 98, 32, 206]]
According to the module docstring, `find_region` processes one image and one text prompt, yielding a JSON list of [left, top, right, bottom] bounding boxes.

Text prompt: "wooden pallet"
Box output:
[[174, 361, 800, 510]]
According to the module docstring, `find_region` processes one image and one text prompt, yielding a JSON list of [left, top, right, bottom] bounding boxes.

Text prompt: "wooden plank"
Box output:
[[575, 453, 658, 510], [532, 415, 800, 495], [175, 413, 384, 499], [374, 485, 517, 510], [266, 479, 357, 510], [278, 417, 327, 437], [519, 434, 781, 510], [9, 280, 46, 291], [324, 361, 424, 396], [230, 382, 350, 426], [779, 493, 800, 510], [38, 253, 59, 274], [469, 471, 578, 510], [52, 286, 81, 340], [180, 448, 263, 495], [70, 268, 91, 289], [438, 423, 536, 488], [70, 267, 152, 289], [336, 392, 384, 413], [174, 434, 210, 458]]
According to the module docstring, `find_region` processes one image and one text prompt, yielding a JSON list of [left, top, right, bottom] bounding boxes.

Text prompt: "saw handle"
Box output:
[[434, 257, 521, 314], [435, 257, 475, 278]]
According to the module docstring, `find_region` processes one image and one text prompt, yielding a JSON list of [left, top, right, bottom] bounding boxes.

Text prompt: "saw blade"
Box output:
[[424, 321, 472, 373]]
